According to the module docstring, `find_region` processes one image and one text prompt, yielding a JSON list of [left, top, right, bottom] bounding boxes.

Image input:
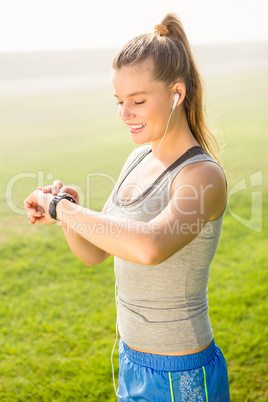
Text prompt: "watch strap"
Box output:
[[48, 193, 76, 220]]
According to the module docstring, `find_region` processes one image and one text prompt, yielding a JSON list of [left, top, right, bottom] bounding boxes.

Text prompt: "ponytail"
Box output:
[[113, 13, 220, 162]]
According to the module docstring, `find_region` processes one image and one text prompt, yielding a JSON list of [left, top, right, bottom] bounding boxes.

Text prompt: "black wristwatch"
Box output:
[[48, 193, 76, 220]]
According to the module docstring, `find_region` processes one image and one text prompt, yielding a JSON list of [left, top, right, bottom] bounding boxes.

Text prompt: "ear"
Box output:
[[171, 82, 186, 106]]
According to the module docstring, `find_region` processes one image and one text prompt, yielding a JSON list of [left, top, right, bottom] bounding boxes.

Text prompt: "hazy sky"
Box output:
[[0, 0, 267, 52]]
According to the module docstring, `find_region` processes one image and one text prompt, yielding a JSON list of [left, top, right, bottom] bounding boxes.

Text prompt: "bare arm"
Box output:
[[26, 149, 141, 266], [57, 149, 140, 265], [26, 161, 225, 266], [61, 222, 110, 266], [41, 181, 112, 266], [26, 192, 111, 266]]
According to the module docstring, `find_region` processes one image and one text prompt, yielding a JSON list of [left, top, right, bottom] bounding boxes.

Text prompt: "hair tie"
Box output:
[[154, 24, 169, 36]]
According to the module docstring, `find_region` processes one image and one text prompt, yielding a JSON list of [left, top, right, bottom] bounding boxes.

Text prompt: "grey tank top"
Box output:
[[107, 145, 225, 353]]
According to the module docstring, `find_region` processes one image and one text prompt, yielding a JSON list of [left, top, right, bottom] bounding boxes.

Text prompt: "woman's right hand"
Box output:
[[40, 180, 80, 205]]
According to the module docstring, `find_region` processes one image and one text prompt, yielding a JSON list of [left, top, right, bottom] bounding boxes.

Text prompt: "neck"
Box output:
[[151, 107, 199, 161]]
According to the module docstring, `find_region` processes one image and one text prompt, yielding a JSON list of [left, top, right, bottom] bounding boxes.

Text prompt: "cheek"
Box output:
[[117, 105, 123, 119], [144, 104, 160, 122], [149, 97, 169, 117], [148, 105, 169, 128]]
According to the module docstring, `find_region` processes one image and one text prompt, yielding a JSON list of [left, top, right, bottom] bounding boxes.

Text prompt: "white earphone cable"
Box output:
[[110, 98, 177, 398], [153, 105, 176, 156], [111, 280, 123, 398]]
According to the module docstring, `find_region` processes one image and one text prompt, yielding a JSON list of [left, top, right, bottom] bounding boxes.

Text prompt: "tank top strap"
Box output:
[[163, 148, 226, 196], [150, 146, 209, 188], [122, 146, 152, 182], [113, 146, 215, 208]]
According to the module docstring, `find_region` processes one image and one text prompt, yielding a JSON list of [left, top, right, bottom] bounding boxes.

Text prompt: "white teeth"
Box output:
[[129, 124, 145, 129]]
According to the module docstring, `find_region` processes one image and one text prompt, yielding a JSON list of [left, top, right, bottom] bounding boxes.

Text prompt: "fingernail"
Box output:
[[53, 189, 57, 195]]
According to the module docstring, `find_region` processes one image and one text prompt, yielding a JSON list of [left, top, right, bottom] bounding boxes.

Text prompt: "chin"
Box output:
[[131, 136, 148, 145]]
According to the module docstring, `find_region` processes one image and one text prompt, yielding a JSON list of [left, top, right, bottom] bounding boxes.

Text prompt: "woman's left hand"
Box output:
[[24, 190, 55, 225]]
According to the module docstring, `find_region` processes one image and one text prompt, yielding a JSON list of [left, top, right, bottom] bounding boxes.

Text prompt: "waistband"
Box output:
[[121, 339, 217, 372]]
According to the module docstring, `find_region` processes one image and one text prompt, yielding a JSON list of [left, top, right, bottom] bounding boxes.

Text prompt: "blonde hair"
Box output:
[[113, 13, 220, 162]]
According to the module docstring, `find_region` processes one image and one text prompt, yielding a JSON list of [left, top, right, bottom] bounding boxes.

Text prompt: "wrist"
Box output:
[[56, 198, 78, 223], [48, 193, 76, 221]]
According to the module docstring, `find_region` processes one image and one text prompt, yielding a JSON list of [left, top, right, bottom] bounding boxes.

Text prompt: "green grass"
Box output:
[[0, 69, 267, 401]]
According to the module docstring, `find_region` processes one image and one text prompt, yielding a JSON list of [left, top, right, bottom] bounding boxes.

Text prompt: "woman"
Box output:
[[25, 13, 230, 401]]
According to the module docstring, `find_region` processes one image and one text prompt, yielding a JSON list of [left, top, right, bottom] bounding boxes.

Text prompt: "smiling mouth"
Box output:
[[128, 123, 146, 132]]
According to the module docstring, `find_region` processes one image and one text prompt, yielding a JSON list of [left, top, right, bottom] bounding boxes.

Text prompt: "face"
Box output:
[[112, 61, 174, 146]]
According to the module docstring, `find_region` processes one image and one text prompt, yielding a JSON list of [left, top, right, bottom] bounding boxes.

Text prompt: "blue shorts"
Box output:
[[118, 339, 230, 401]]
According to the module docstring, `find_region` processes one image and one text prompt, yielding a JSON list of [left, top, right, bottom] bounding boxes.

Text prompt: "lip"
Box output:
[[127, 123, 146, 134]]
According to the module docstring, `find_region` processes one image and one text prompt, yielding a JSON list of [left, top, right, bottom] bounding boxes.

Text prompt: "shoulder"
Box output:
[[171, 159, 227, 220], [172, 158, 226, 189], [186, 159, 225, 183]]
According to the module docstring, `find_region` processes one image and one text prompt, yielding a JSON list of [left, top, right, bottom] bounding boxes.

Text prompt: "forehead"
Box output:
[[112, 62, 166, 97]]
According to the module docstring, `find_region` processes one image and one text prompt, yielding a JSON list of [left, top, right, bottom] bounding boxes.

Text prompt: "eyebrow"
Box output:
[[114, 91, 149, 98]]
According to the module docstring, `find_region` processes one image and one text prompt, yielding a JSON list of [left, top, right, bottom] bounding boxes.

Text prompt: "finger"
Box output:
[[42, 185, 53, 193], [59, 186, 80, 203], [27, 212, 37, 224], [24, 190, 50, 214], [52, 180, 64, 195], [26, 207, 43, 217], [36, 205, 45, 215], [59, 185, 76, 196], [27, 211, 33, 220], [24, 191, 39, 210]]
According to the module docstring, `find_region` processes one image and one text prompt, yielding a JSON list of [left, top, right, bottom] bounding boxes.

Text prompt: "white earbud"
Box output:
[[172, 93, 180, 111]]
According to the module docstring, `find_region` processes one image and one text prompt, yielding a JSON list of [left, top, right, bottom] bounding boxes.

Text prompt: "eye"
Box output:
[[116, 101, 123, 105], [134, 101, 145, 105]]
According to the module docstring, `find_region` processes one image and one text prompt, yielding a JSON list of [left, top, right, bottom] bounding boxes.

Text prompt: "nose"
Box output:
[[119, 102, 135, 122]]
